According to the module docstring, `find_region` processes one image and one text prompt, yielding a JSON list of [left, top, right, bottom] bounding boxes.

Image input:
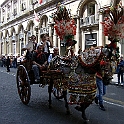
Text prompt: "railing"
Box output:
[[80, 15, 99, 26]]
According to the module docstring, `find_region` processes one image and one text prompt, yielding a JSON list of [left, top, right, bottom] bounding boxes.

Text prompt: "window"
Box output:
[[20, 0, 26, 11], [13, 0, 17, 16], [2, 16, 4, 23], [7, 4, 11, 20], [13, 8, 17, 16], [2, 8, 5, 23], [7, 13, 10, 20], [21, 2, 26, 11], [87, 2, 95, 16]]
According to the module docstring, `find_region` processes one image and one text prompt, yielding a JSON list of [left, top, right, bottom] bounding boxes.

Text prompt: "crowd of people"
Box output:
[[0, 55, 19, 72]]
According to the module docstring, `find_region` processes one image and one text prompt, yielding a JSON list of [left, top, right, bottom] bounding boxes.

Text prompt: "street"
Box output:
[[0, 67, 124, 124]]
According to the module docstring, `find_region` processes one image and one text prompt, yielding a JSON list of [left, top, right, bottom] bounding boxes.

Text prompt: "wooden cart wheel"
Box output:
[[16, 65, 31, 105], [53, 87, 64, 99]]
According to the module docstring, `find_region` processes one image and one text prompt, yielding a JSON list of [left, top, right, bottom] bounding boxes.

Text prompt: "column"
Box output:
[[17, 0, 20, 14], [10, 39, 13, 54], [98, 14, 104, 46], [49, 24, 52, 37], [1, 7, 2, 23], [81, 30, 85, 51], [11, 0, 13, 16], [5, 5, 7, 23], [75, 16, 80, 55], [4, 40, 7, 55], [53, 28, 57, 47], [16, 34, 20, 56], [49, 24, 53, 45], [0, 38, 1, 55], [24, 30, 28, 46]]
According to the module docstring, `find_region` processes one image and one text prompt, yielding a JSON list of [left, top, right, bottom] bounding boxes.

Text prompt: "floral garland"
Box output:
[[51, 2, 76, 46], [101, 2, 124, 42], [100, 2, 124, 59]]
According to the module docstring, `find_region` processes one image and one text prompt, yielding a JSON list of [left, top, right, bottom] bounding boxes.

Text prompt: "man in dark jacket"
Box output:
[[6, 56, 11, 72], [116, 56, 124, 86], [32, 45, 47, 83]]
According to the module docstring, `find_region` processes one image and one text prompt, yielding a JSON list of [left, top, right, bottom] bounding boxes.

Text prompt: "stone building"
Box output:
[[0, 0, 124, 57]]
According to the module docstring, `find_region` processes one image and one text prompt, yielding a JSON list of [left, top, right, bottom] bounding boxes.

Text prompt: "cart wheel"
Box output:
[[16, 65, 31, 105], [53, 87, 64, 99]]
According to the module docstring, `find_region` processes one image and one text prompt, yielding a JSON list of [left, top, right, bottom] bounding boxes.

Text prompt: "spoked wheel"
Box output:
[[16, 65, 31, 105], [53, 87, 64, 99]]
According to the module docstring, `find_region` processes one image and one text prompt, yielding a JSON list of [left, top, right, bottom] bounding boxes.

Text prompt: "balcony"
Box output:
[[80, 15, 99, 27]]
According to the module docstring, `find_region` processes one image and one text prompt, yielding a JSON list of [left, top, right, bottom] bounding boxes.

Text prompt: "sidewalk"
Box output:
[[111, 74, 118, 84], [111, 74, 124, 86]]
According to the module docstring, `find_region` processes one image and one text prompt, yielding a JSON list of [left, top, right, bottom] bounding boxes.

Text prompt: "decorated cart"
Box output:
[[16, 2, 124, 122]]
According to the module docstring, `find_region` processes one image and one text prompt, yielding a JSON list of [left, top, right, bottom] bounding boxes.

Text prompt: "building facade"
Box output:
[[0, 0, 124, 57]]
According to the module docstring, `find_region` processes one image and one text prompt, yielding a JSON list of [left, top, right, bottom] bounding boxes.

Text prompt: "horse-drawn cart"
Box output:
[[16, 46, 114, 121]]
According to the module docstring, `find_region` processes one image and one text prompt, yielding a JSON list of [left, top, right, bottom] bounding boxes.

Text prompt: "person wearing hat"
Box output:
[[116, 56, 124, 86]]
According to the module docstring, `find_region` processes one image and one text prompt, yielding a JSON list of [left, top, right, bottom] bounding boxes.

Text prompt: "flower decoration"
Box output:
[[100, 2, 124, 59], [51, 2, 77, 46], [101, 2, 124, 41]]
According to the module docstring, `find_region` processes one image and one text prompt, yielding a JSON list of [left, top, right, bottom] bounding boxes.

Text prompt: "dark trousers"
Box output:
[[118, 72, 123, 83], [7, 65, 10, 72]]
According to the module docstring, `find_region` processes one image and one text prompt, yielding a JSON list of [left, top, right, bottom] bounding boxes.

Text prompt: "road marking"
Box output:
[[104, 101, 124, 108], [104, 97, 124, 108]]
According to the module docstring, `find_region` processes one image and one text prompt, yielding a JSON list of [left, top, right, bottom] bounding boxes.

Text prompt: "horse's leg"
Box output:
[[75, 103, 90, 121], [48, 79, 53, 108], [63, 90, 70, 114], [81, 103, 90, 121]]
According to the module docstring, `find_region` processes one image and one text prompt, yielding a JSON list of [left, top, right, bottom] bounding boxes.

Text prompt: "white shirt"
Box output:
[[37, 40, 50, 53], [48, 53, 53, 63]]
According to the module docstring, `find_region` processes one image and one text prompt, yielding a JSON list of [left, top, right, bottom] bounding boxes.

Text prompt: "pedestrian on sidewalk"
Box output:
[[6, 56, 11, 72], [116, 56, 124, 86]]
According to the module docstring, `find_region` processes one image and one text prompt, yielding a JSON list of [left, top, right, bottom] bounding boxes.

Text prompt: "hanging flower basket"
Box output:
[[51, 2, 77, 46]]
